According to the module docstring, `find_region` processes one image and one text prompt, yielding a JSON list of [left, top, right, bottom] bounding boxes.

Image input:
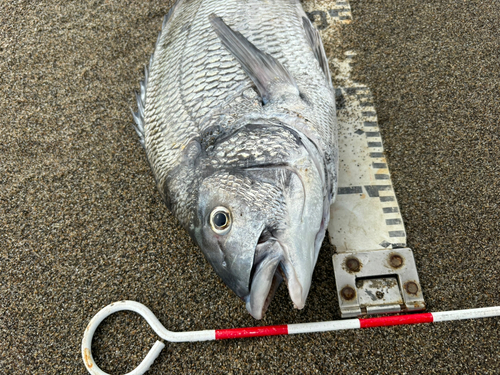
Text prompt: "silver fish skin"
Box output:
[[133, 0, 338, 319]]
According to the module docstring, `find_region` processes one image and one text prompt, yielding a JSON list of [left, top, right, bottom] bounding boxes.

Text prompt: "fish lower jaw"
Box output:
[[245, 267, 283, 320]]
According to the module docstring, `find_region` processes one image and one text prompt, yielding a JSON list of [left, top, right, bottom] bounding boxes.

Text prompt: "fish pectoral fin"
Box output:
[[209, 14, 299, 105], [301, 16, 332, 89]]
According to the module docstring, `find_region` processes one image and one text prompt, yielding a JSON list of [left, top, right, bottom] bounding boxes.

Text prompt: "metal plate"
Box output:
[[333, 248, 425, 318]]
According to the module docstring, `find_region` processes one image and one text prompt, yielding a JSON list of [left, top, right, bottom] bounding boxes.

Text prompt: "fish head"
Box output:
[[192, 155, 326, 319]]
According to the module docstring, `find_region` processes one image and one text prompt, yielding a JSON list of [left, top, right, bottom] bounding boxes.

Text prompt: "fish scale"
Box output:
[[203, 172, 286, 219], [146, 1, 335, 199], [242, 5, 336, 189], [210, 126, 297, 167], [180, 2, 245, 125]]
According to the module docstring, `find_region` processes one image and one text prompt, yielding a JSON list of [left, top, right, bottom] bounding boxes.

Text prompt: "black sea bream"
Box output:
[[133, 0, 338, 319]]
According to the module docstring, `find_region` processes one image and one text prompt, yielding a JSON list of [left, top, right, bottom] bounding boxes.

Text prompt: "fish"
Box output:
[[132, 0, 338, 319]]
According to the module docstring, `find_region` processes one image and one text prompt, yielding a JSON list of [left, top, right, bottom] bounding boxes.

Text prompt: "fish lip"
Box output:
[[245, 238, 283, 319], [245, 236, 307, 319]]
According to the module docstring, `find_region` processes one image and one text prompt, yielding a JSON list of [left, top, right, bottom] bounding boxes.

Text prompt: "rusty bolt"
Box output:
[[341, 286, 356, 300], [405, 281, 419, 295], [346, 257, 361, 272], [389, 254, 403, 268], [376, 291, 384, 299]]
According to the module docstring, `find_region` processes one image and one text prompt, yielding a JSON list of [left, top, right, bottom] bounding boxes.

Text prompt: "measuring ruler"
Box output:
[[304, 1, 426, 318]]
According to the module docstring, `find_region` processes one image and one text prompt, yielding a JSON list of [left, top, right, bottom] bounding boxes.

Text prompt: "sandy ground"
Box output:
[[1, 0, 499, 374]]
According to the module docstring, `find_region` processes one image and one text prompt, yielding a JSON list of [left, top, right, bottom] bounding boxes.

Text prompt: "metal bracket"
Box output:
[[333, 248, 425, 318]]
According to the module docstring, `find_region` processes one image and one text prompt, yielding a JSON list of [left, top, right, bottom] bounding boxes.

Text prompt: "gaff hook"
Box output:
[[82, 301, 500, 375]]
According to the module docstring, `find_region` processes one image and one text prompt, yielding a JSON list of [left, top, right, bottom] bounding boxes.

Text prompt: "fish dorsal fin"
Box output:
[[301, 16, 332, 88], [209, 14, 299, 105]]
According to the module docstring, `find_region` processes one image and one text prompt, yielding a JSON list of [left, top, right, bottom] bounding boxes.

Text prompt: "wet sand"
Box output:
[[1, 0, 499, 373]]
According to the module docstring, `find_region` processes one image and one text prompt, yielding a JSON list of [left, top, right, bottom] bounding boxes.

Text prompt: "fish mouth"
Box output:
[[245, 236, 307, 320]]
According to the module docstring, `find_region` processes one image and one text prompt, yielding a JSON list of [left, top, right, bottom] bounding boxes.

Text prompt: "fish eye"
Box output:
[[210, 206, 232, 234]]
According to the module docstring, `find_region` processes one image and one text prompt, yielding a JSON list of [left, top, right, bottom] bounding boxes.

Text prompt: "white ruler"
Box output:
[[304, 1, 424, 317]]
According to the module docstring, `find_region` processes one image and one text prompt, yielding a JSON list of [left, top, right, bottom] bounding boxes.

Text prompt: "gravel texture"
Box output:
[[1, 0, 499, 374]]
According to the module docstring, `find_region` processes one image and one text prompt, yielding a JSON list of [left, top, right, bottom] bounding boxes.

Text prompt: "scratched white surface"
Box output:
[[303, 1, 407, 252]]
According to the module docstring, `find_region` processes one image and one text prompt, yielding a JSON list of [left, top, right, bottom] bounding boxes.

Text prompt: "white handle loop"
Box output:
[[82, 301, 215, 375]]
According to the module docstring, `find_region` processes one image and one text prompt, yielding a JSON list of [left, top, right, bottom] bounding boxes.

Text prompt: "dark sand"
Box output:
[[1, 0, 499, 373]]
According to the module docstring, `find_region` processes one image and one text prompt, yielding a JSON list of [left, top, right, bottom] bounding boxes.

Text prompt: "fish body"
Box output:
[[134, 0, 338, 319]]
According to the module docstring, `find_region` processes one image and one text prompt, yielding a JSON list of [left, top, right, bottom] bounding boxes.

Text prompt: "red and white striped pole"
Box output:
[[82, 301, 500, 375], [215, 307, 499, 339]]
